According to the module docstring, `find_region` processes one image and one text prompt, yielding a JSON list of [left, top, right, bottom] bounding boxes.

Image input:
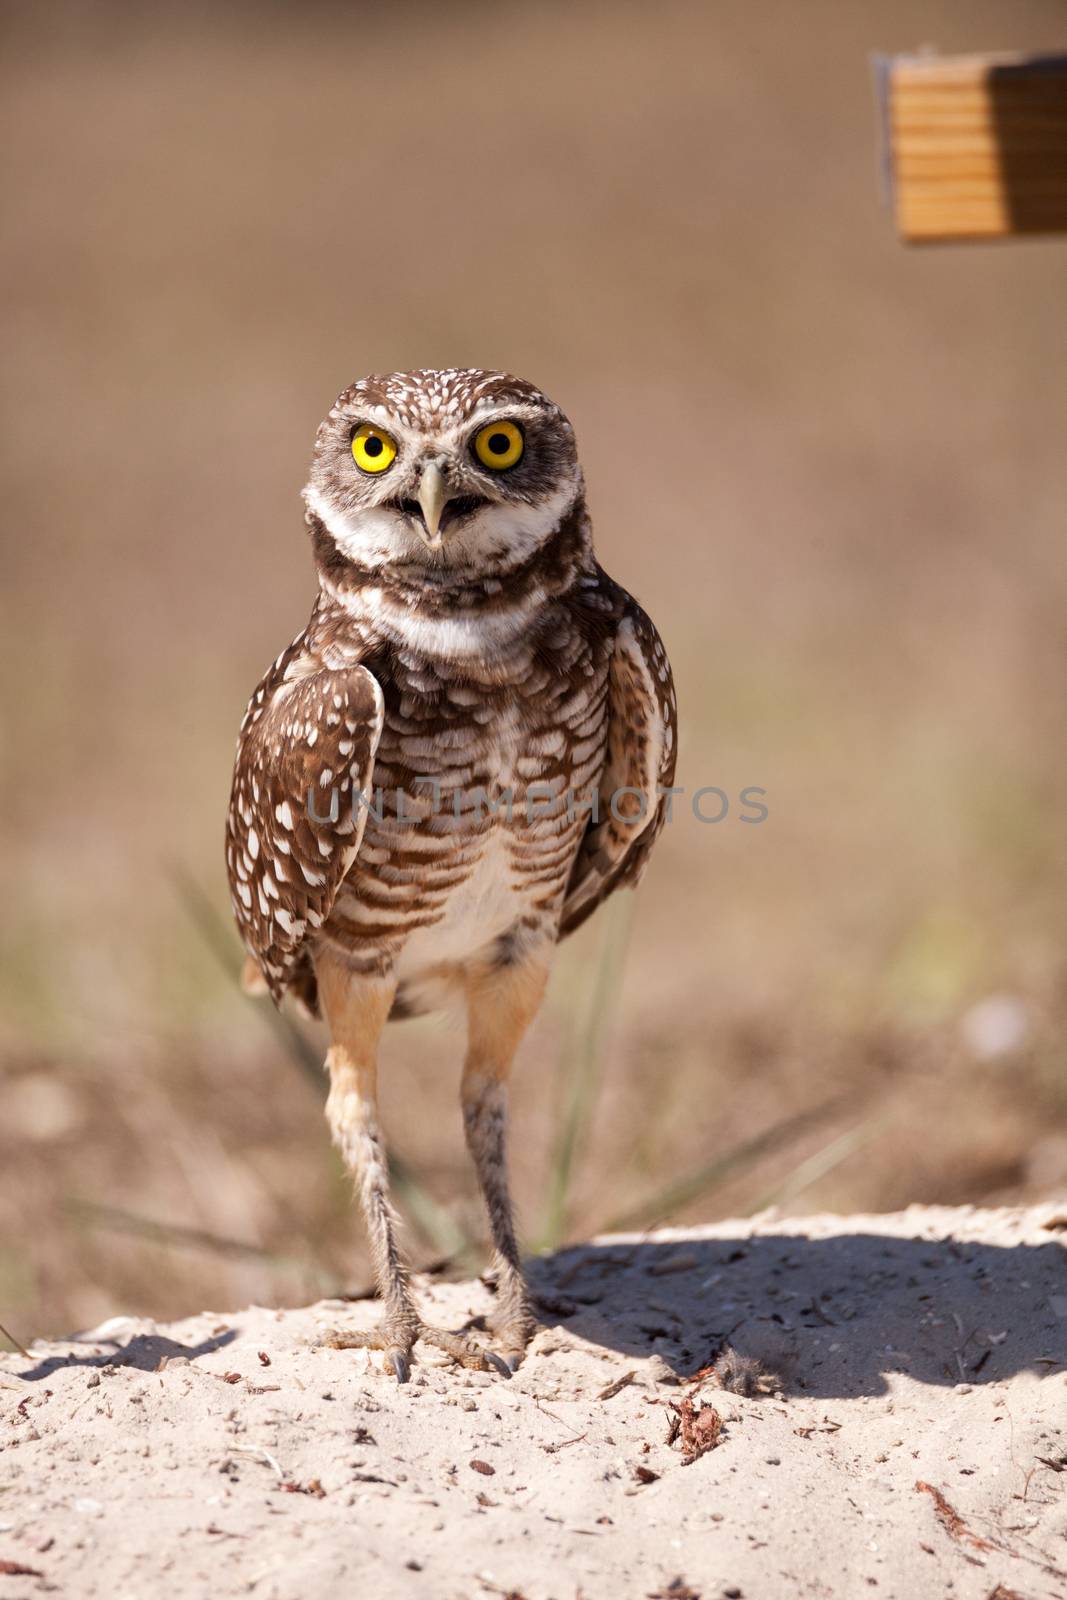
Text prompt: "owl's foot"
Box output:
[[486, 1307, 537, 1374], [322, 1319, 418, 1383], [322, 1319, 511, 1383], [417, 1323, 512, 1378]]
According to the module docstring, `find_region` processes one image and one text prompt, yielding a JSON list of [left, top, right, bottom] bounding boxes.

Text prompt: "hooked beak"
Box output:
[[416, 459, 449, 549]]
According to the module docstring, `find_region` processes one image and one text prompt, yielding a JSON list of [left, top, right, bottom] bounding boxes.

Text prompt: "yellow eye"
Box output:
[[351, 424, 398, 474], [473, 419, 524, 471]]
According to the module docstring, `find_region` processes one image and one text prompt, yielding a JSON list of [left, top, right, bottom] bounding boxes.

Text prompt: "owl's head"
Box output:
[[304, 369, 582, 578]]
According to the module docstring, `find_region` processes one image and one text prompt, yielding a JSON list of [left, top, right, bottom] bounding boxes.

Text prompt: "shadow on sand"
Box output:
[[16, 1325, 238, 1383], [526, 1229, 1064, 1399]]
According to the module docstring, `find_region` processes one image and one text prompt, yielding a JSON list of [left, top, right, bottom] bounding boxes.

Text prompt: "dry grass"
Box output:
[[2, 0, 1067, 1340]]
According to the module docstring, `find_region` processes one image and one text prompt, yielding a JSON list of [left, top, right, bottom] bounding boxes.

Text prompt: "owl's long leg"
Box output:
[[314, 949, 508, 1383], [314, 954, 414, 1378], [461, 949, 551, 1372]]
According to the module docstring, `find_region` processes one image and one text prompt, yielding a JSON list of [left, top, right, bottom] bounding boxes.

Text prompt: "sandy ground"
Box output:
[[1, 1206, 1065, 1600]]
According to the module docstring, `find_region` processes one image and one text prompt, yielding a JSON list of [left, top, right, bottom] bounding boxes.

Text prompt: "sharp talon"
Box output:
[[485, 1352, 512, 1379], [503, 1354, 524, 1374], [390, 1352, 410, 1384]]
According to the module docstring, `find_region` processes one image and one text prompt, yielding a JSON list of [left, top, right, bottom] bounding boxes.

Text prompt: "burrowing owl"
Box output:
[[227, 369, 677, 1380]]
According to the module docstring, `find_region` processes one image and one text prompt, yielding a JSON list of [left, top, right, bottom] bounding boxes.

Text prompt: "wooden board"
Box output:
[[879, 52, 1067, 242]]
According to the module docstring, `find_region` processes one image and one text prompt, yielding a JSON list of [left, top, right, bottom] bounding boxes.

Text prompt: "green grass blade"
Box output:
[[599, 1094, 852, 1235], [745, 1113, 890, 1215], [65, 1197, 342, 1294], [537, 895, 634, 1250], [168, 861, 322, 1088], [389, 1169, 473, 1266], [0, 1320, 32, 1359]]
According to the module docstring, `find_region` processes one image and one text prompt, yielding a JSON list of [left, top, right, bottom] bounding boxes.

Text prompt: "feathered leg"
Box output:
[[315, 949, 508, 1382], [461, 950, 551, 1371]]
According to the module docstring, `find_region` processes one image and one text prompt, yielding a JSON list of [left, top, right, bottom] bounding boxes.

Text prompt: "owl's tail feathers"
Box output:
[[240, 956, 270, 998]]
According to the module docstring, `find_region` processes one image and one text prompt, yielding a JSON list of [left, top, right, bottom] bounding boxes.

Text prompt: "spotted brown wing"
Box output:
[[559, 603, 677, 937], [226, 654, 384, 1002]]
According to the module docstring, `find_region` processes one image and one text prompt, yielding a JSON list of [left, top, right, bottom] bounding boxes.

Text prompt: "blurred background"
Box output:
[[3, 0, 1067, 1341]]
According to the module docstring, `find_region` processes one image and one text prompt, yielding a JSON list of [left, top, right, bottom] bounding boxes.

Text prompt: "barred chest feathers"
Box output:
[[322, 582, 617, 988]]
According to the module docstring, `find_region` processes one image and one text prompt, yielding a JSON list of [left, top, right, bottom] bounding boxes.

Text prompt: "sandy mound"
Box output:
[[2, 1206, 1065, 1599]]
